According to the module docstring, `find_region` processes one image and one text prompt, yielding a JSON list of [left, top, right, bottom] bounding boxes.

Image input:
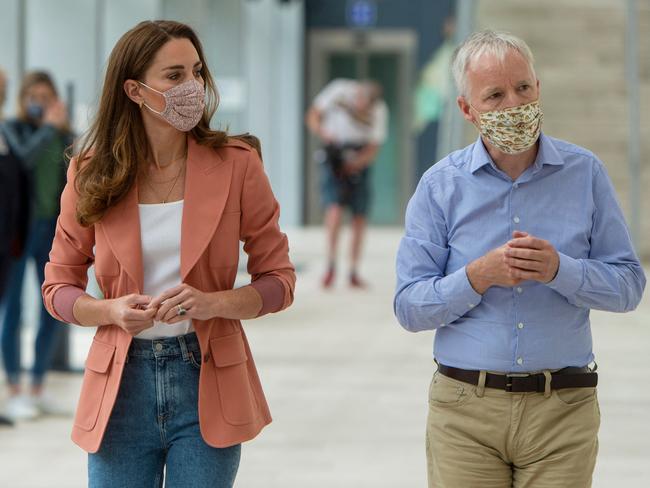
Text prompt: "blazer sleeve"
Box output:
[[240, 149, 296, 316], [42, 158, 95, 322]]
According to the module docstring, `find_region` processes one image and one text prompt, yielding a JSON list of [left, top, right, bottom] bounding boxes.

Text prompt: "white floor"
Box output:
[[1, 227, 648, 487]]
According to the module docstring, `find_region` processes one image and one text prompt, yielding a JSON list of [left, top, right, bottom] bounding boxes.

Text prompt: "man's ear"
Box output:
[[457, 95, 475, 123], [124, 79, 143, 107]]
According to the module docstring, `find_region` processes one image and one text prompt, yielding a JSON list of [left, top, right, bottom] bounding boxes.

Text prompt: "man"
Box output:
[[394, 31, 646, 487], [306, 78, 388, 288]]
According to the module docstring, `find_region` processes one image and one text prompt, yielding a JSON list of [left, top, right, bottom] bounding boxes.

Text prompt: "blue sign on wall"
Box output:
[[346, 0, 378, 28]]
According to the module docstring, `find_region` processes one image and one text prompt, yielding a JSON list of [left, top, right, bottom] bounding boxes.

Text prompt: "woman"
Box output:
[[1, 70, 72, 421], [42, 20, 295, 487]]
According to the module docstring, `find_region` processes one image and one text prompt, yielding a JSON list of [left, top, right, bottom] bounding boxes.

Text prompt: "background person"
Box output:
[[306, 78, 388, 289], [0, 70, 73, 421], [0, 69, 30, 427]]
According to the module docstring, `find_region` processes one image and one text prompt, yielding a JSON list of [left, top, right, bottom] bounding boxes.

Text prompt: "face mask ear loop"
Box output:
[[137, 81, 165, 115], [467, 102, 483, 130], [138, 81, 163, 95], [141, 101, 163, 116]]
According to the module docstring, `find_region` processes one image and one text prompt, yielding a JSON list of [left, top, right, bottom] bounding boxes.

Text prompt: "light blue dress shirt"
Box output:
[[394, 133, 646, 373]]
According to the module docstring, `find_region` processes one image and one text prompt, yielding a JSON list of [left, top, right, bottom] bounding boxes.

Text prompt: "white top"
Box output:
[[313, 78, 388, 145], [136, 200, 194, 340]]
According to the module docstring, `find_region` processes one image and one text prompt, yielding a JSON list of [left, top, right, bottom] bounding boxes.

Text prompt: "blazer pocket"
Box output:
[[208, 211, 241, 268], [209, 331, 257, 425], [74, 339, 115, 432]]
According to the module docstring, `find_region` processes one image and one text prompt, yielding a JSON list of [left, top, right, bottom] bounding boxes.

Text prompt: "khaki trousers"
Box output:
[[426, 370, 600, 488]]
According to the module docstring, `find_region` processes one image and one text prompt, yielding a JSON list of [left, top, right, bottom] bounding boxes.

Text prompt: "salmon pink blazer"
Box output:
[[42, 137, 295, 453]]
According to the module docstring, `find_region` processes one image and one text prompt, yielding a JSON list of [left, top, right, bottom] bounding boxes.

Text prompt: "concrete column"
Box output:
[[244, 0, 304, 226]]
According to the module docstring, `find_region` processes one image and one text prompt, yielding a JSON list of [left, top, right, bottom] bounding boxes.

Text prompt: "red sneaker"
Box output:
[[322, 267, 335, 289], [350, 272, 368, 289]]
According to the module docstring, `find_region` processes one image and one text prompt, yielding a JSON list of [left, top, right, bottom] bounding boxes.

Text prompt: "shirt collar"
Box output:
[[469, 132, 565, 174]]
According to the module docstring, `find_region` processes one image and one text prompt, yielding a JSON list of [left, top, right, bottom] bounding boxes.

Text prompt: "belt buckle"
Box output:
[[505, 372, 531, 392]]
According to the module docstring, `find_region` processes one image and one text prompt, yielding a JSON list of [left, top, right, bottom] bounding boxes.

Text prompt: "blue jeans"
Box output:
[[88, 333, 241, 488], [1, 217, 61, 386]]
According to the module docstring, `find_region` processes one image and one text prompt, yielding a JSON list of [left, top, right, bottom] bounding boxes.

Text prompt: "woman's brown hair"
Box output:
[[74, 20, 258, 226]]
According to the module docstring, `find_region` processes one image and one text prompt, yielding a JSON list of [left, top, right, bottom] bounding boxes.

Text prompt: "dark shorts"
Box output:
[[320, 144, 372, 217]]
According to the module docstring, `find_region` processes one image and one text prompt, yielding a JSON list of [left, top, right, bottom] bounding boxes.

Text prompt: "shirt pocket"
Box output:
[[208, 211, 241, 269], [74, 339, 116, 431]]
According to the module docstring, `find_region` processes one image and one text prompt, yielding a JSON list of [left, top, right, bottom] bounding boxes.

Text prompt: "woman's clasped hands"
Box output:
[[107, 284, 217, 336]]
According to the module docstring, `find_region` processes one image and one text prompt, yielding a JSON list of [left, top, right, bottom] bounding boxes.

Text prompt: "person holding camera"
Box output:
[[306, 78, 388, 289], [1, 70, 73, 421]]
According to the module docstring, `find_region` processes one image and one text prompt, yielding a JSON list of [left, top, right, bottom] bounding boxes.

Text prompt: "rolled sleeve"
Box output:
[[250, 276, 286, 317], [42, 158, 96, 322], [240, 149, 296, 315], [52, 285, 87, 324]]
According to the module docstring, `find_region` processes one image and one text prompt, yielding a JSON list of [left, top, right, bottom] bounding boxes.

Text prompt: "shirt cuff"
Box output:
[[439, 266, 483, 318], [250, 276, 285, 317], [546, 252, 584, 297], [52, 286, 86, 324]]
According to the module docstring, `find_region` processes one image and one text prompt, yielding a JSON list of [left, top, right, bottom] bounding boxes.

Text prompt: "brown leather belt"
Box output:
[[438, 364, 598, 393]]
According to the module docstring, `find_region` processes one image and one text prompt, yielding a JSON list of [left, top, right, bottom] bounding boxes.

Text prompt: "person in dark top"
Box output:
[[0, 72, 29, 298], [0, 70, 73, 421], [0, 68, 30, 427]]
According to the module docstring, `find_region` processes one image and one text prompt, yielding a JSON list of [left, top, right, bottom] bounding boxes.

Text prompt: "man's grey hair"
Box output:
[[451, 30, 536, 97]]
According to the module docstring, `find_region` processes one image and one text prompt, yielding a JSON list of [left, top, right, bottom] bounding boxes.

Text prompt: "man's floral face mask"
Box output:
[[472, 100, 543, 155]]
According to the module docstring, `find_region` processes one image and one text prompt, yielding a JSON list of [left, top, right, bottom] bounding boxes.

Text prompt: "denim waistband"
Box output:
[[128, 332, 200, 359]]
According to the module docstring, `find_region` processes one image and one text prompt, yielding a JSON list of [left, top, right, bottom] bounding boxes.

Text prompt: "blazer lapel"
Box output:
[[98, 137, 231, 291], [180, 137, 233, 281], [99, 181, 144, 292]]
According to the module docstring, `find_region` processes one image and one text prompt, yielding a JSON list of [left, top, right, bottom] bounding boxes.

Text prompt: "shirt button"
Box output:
[[517, 322, 524, 329], [468, 303, 475, 308], [517, 357, 524, 365], [513, 183, 519, 189], [155, 343, 163, 352], [513, 216, 520, 224], [517, 287, 523, 294], [439, 323, 445, 328]]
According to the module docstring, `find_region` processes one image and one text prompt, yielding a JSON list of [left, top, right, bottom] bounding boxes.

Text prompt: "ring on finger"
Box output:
[[177, 304, 187, 316]]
